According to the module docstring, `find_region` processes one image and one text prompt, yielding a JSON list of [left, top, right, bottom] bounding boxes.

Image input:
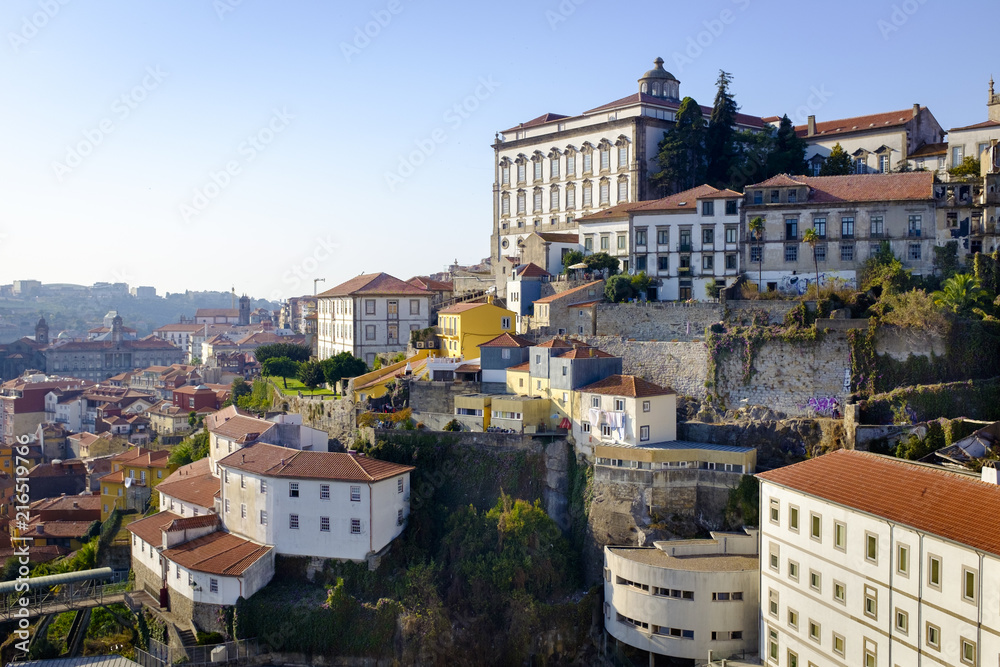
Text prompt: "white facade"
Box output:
[[759, 452, 1000, 667], [160, 490, 212, 518], [218, 463, 410, 562], [316, 292, 430, 366], [575, 391, 676, 453], [604, 530, 759, 663]]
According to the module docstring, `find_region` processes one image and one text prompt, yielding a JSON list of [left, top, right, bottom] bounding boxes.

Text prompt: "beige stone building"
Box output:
[[527, 280, 604, 336]]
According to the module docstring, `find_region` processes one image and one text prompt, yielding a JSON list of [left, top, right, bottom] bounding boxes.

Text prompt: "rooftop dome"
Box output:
[[640, 57, 677, 82]]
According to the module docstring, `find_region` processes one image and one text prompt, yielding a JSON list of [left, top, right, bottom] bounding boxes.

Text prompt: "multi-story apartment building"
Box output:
[[573, 375, 676, 457], [579, 184, 743, 300], [944, 79, 1000, 172], [436, 301, 515, 360], [758, 449, 1000, 667], [744, 172, 937, 294], [44, 316, 184, 381], [205, 405, 327, 470], [604, 529, 760, 663], [98, 446, 175, 519], [492, 58, 765, 295], [935, 142, 1000, 259], [788, 105, 944, 176], [316, 273, 431, 366], [1, 375, 92, 445]]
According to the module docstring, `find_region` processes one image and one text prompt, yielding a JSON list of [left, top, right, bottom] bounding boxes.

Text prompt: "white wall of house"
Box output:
[[317, 295, 430, 366], [575, 391, 676, 453], [159, 490, 213, 518], [947, 128, 1000, 170]]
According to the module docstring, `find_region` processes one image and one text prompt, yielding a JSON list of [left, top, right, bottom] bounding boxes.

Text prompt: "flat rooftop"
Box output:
[[608, 547, 758, 572], [600, 440, 755, 453]]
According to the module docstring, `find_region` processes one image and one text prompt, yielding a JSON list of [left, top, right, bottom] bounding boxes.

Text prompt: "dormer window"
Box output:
[[788, 190, 797, 203], [770, 190, 780, 203]]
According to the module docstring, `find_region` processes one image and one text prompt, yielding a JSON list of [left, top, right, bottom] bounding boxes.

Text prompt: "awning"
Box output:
[[558, 418, 571, 429]]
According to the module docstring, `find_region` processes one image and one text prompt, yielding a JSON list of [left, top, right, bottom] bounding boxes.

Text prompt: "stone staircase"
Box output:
[[176, 626, 197, 648]]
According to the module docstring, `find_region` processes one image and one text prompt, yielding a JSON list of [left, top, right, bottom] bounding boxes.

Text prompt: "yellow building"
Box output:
[[437, 302, 515, 360], [351, 350, 433, 403], [98, 447, 176, 519]]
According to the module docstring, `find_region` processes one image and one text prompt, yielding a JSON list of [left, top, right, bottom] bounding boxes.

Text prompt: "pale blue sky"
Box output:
[[1, 0, 995, 300]]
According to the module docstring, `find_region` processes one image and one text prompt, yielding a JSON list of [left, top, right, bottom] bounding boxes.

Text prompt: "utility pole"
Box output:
[[314, 278, 326, 296]]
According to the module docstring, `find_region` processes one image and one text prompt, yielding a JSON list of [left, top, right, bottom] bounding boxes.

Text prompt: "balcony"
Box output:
[[907, 229, 922, 238], [676, 243, 692, 253]]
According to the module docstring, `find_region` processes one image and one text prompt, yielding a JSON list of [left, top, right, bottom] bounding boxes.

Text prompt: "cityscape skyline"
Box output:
[[0, 0, 996, 298]]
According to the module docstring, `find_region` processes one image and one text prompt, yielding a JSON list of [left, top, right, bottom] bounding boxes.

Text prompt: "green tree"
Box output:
[[861, 241, 910, 294], [819, 142, 854, 176], [802, 227, 821, 293], [948, 156, 981, 180], [561, 249, 584, 273], [297, 360, 325, 393], [168, 430, 210, 467], [933, 241, 961, 280], [932, 274, 987, 315], [748, 216, 765, 291], [973, 251, 1000, 295], [705, 70, 739, 187], [584, 252, 619, 274], [255, 342, 311, 364], [765, 115, 808, 177], [630, 272, 652, 299], [729, 126, 774, 190], [320, 352, 368, 391], [228, 377, 251, 407], [604, 275, 634, 303], [650, 97, 706, 193], [262, 356, 300, 389]]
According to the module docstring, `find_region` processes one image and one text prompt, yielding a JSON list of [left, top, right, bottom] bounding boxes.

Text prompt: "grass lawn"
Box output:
[[270, 377, 337, 397]]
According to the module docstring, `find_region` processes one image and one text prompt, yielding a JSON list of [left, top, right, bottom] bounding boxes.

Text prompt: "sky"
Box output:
[[1, 0, 997, 302]]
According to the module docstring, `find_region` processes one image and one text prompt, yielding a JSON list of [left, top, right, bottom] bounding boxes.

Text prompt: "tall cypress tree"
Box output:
[[820, 142, 854, 176], [650, 97, 706, 194], [765, 115, 808, 177], [705, 70, 739, 187]]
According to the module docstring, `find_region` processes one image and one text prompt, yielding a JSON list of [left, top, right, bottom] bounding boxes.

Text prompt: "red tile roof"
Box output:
[[21, 520, 96, 539], [163, 514, 220, 532], [534, 232, 579, 244], [533, 281, 603, 305], [556, 347, 616, 359], [508, 362, 530, 371], [951, 119, 1000, 132], [406, 277, 453, 292], [196, 309, 239, 318], [128, 511, 182, 545], [437, 302, 492, 314], [584, 93, 765, 129], [535, 337, 583, 348], [479, 333, 534, 349], [219, 443, 413, 482], [515, 263, 551, 279], [758, 450, 1000, 557], [162, 530, 272, 576], [746, 172, 934, 204], [578, 374, 675, 397], [793, 107, 924, 138], [156, 458, 220, 509], [908, 142, 948, 158], [209, 414, 274, 442], [577, 184, 728, 221], [30, 495, 102, 512], [318, 272, 427, 297], [154, 323, 209, 333], [502, 112, 570, 134], [111, 447, 172, 468]]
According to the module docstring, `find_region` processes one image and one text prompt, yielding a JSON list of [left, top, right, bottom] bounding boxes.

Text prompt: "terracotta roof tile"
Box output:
[[218, 442, 414, 482], [758, 450, 1000, 557], [951, 119, 1000, 132], [536, 337, 586, 348], [578, 374, 675, 397], [533, 281, 603, 305], [156, 458, 220, 509], [406, 277, 453, 292], [793, 107, 925, 138], [577, 184, 726, 221], [162, 530, 272, 576], [908, 142, 948, 158], [30, 495, 102, 512], [583, 93, 764, 129], [163, 514, 219, 532], [556, 347, 616, 359], [21, 520, 96, 539], [479, 333, 534, 349], [746, 172, 934, 204], [128, 511, 182, 545], [515, 263, 551, 279], [502, 112, 570, 134], [437, 302, 490, 314], [318, 272, 427, 297], [534, 232, 579, 244], [508, 362, 530, 371], [209, 414, 274, 442]]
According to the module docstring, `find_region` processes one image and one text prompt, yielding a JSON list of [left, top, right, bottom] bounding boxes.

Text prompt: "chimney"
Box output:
[[806, 115, 816, 137], [913, 103, 920, 118], [36, 523, 43, 534], [983, 461, 998, 485]]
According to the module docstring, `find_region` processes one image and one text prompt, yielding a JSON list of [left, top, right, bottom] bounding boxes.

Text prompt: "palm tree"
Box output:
[[748, 216, 765, 293], [802, 227, 821, 297], [932, 273, 986, 315]]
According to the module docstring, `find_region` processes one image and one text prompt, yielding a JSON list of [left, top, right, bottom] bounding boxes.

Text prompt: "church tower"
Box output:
[[989, 77, 1000, 123], [239, 294, 251, 326], [35, 317, 48, 345], [638, 57, 680, 102]]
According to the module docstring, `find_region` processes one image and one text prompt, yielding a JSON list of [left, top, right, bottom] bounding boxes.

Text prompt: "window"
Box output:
[[642, 400, 650, 412], [533, 159, 542, 181], [785, 219, 797, 240], [725, 254, 737, 270], [750, 246, 762, 263], [618, 145, 628, 168], [701, 228, 714, 245], [224, 499, 230, 513], [703, 255, 713, 271], [809, 570, 821, 592], [365, 325, 376, 340], [787, 189, 797, 203], [896, 543, 909, 575], [398, 477, 404, 493], [320, 484, 330, 500], [963, 567, 977, 603], [640, 425, 649, 441], [351, 518, 361, 534], [841, 244, 854, 262], [787, 608, 798, 629], [769, 498, 779, 524], [617, 234, 626, 250], [810, 513, 821, 541], [768, 589, 779, 617], [788, 506, 799, 531], [240, 503, 246, 518], [895, 608, 908, 634], [409, 299, 421, 315], [879, 155, 889, 173], [398, 509, 404, 524], [907, 243, 922, 261], [550, 158, 559, 179], [636, 229, 647, 246], [870, 215, 884, 237], [600, 180, 610, 205], [814, 244, 826, 262], [320, 516, 330, 532], [832, 632, 845, 656], [657, 229, 669, 245], [365, 299, 376, 315], [517, 162, 526, 183], [768, 628, 779, 661], [962, 637, 976, 665], [769, 544, 780, 572], [239, 474, 245, 488], [585, 236, 593, 252], [787, 650, 798, 667], [725, 226, 737, 244], [788, 560, 799, 581], [833, 521, 846, 550], [953, 145, 964, 165], [289, 482, 300, 498], [600, 235, 609, 250], [210, 578, 218, 593], [533, 189, 542, 212], [864, 639, 877, 667], [224, 470, 229, 484], [784, 244, 797, 262], [550, 187, 559, 210], [841, 216, 854, 238], [566, 153, 575, 175], [864, 585, 877, 618], [260, 510, 267, 525], [583, 152, 592, 174], [865, 532, 878, 562], [808, 620, 820, 642], [617, 179, 628, 202], [566, 186, 575, 209], [702, 201, 714, 216], [753, 190, 763, 205], [600, 147, 610, 170], [501, 164, 510, 185], [501, 316, 511, 329], [926, 622, 940, 649], [517, 191, 526, 213], [289, 513, 299, 529], [591, 396, 600, 408], [770, 190, 780, 203], [725, 200, 738, 215], [614, 398, 625, 411], [928, 554, 941, 588], [658, 256, 669, 271], [908, 214, 922, 237], [350, 485, 361, 502], [635, 255, 647, 271]]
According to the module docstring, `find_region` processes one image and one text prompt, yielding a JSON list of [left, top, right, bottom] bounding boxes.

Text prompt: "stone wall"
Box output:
[[713, 330, 852, 417], [874, 325, 946, 360], [409, 380, 481, 415], [579, 337, 708, 398], [133, 557, 161, 599], [282, 395, 355, 448], [593, 467, 740, 520], [594, 300, 798, 342]]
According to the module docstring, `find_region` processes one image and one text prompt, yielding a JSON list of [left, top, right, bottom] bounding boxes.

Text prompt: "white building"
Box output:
[[204, 405, 327, 470], [492, 58, 765, 295], [217, 442, 413, 562], [316, 272, 431, 366], [574, 375, 676, 457], [758, 449, 1000, 667], [604, 529, 760, 664], [578, 184, 743, 301]]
